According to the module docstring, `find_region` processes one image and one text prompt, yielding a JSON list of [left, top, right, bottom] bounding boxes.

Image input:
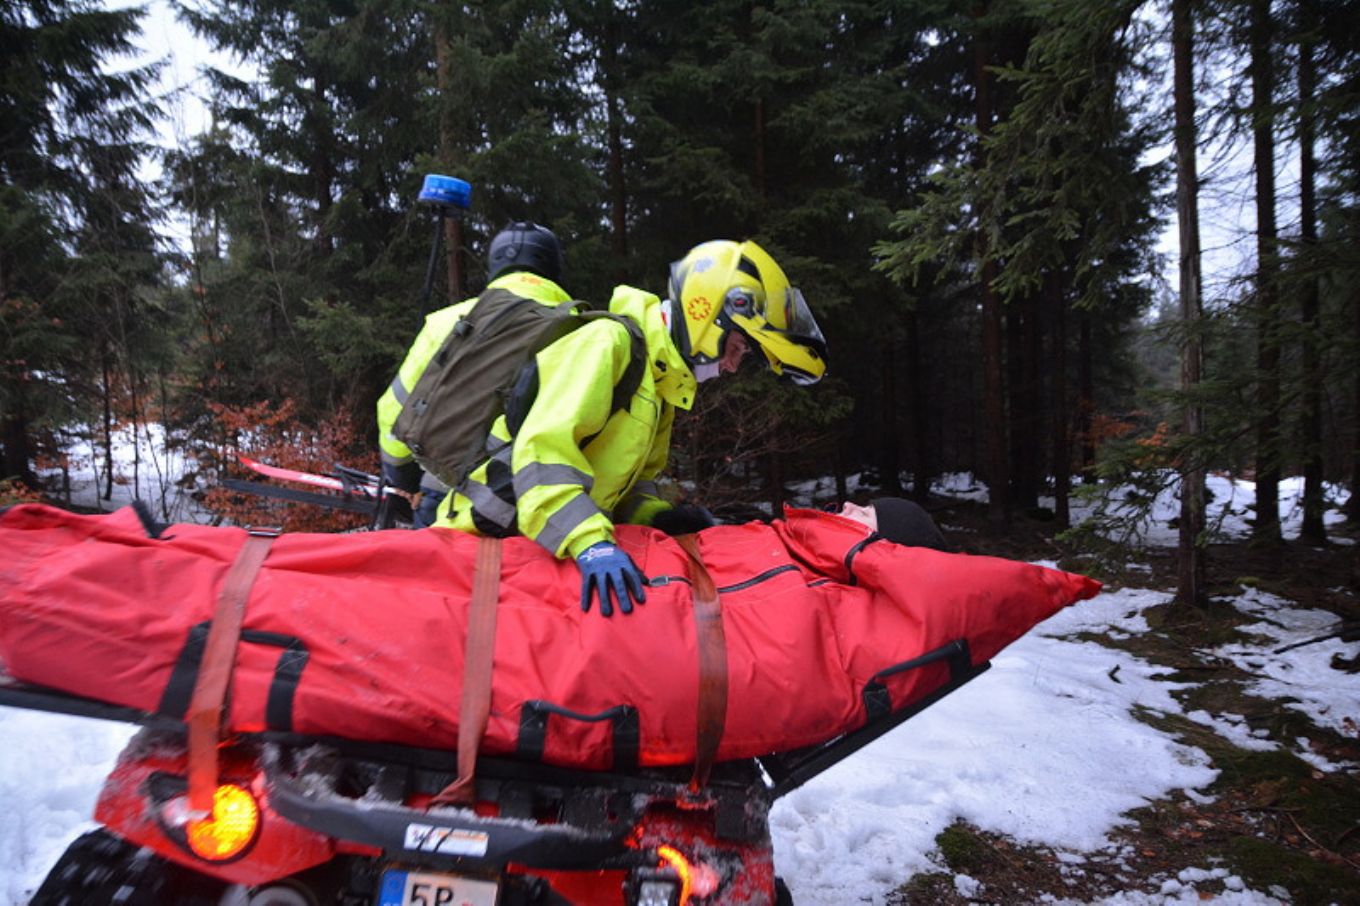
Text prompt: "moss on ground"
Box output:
[[934, 822, 987, 874], [1226, 836, 1360, 906]]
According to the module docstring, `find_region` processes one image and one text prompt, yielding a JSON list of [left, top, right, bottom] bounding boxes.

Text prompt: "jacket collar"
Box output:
[[488, 271, 572, 303], [608, 286, 697, 411]]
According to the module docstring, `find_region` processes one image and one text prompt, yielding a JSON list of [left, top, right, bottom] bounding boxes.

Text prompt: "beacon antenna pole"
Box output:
[[415, 174, 472, 323]]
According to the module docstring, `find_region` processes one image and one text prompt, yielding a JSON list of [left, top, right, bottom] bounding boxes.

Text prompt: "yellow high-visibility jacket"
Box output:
[[377, 272, 569, 500], [377, 275, 696, 558]]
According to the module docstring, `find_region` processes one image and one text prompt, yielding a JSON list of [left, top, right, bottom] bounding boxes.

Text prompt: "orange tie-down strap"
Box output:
[[675, 533, 729, 791], [431, 535, 503, 807], [187, 527, 280, 814]]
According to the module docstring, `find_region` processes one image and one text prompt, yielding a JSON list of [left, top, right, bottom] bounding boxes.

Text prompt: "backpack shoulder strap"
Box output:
[[611, 316, 647, 413], [579, 311, 647, 414]]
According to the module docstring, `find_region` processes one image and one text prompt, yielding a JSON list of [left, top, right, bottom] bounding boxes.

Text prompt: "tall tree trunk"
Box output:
[[974, 4, 1008, 525], [1352, 265, 1360, 523], [879, 339, 904, 495], [101, 347, 115, 503], [603, 8, 629, 280], [159, 369, 172, 519], [739, 0, 767, 216], [1077, 312, 1095, 477], [311, 79, 335, 257], [1026, 289, 1044, 503], [1298, 17, 1326, 542], [1174, 0, 1207, 606], [768, 452, 785, 512], [129, 362, 141, 502], [1250, 0, 1282, 543], [1049, 271, 1070, 527], [434, 18, 465, 300], [1007, 292, 1042, 511], [754, 97, 767, 203], [0, 257, 35, 487], [1, 406, 34, 487], [906, 308, 931, 501], [834, 445, 849, 502]]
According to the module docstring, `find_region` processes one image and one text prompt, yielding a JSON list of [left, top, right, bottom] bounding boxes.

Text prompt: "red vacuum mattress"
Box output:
[[0, 503, 1100, 770]]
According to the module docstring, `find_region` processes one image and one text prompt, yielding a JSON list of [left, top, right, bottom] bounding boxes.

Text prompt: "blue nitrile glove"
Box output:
[[577, 541, 647, 617]]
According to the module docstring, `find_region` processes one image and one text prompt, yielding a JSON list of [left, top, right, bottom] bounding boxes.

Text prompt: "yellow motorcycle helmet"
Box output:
[[666, 240, 827, 385]]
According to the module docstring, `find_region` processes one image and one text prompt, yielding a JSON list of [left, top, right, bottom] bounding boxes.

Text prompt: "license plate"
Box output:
[[377, 868, 500, 906]]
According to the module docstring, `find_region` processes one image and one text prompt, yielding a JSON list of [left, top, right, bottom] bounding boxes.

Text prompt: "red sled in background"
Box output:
[[0, 502, 1100, 905]]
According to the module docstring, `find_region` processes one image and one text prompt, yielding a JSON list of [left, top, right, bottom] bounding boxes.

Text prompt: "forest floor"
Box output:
[[889, 497, 1360, 906]]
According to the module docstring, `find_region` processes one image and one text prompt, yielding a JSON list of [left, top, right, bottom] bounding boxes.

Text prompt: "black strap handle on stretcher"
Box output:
[[516, 701, 641, 770], [159, 623, 309, 732], [862, 639, 975, 721], [455, 533, 730, 790]]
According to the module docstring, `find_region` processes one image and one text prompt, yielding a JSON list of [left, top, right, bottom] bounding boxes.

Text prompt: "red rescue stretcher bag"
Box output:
[[0, 503, 1100, 771]]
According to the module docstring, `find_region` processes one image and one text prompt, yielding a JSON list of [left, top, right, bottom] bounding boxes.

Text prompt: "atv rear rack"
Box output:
[[0, 640, 989, 805], [3, 646, 988, 884]]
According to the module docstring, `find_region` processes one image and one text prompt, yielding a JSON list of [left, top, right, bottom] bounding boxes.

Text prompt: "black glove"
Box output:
[[379, 493, 414, 527], [381, 461, 421, 495], [650, 503, 718, 536], [576, 541, 647, 617]]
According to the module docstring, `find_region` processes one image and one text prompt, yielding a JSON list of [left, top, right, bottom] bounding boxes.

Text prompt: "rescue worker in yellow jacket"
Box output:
[[378, 223, 570, 528], [378, 227, 828, 618]]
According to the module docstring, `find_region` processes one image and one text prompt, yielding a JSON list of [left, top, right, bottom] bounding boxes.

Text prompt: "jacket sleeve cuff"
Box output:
[[617, 496, 671, 527], [567, 529, 613, 560]]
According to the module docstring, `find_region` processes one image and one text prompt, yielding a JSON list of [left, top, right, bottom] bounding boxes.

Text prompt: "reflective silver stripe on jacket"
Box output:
[[419, 473, 449, 495], [512, 462, 593, 499], [535, 493, 604, 554], [381, 446, 414, 467], [389, 377, 409, 405], [630, 480, 661, 500], [461, 479, 516, 529]]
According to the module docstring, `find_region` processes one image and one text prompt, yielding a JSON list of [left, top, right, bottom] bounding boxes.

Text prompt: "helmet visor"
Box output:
[[732, 286, 828, 385], [777, 287, 825, 348]]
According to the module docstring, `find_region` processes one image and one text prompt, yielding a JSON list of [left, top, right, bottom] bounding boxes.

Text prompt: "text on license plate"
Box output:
[[378, 869, 499, 906]]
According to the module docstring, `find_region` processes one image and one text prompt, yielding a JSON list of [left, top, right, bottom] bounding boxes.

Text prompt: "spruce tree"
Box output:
[[0, 0, 162, 488]]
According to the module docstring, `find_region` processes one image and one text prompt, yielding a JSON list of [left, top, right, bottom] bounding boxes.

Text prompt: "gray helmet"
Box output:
[[486, 222, 565, 283]]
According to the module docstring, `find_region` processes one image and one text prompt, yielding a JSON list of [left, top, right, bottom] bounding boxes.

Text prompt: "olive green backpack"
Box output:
[[392, 287, 646, 489]]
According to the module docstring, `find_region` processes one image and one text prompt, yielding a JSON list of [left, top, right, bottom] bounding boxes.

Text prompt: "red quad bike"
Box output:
[[4, 641, 989, 906]]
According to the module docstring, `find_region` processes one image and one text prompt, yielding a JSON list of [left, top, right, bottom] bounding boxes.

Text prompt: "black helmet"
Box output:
[[486, 222, 564, 283]]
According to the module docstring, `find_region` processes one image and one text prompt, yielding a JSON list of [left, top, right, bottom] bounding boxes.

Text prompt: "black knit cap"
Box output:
[[870, 498, 950, 551]]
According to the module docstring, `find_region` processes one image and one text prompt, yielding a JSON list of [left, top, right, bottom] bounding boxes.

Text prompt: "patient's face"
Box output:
[[838, 501, 877, 530]]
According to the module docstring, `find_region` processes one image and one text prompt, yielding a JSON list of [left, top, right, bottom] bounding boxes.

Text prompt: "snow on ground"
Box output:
[[772, 587, 1225, 905], [1, 471, 1355, 903], [37, 423, 213, 524], [1050, 473, 1352, 548], [1210, 588, 1360, 744], [0, 711, 135, 905]]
